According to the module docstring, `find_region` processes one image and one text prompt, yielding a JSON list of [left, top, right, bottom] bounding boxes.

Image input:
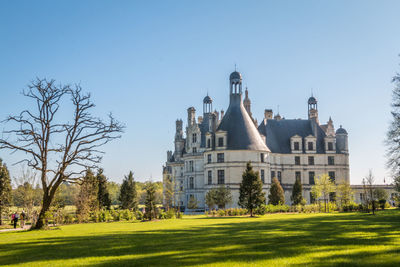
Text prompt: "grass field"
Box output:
[[1, 209, 399, 266]]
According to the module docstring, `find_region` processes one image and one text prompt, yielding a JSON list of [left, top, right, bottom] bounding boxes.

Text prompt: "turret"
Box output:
[[336, 125, 348, 153], [308, 96, 319, 124]]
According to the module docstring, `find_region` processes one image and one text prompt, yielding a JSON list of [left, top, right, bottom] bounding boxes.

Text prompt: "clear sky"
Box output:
[[1, 1, 400, 184]]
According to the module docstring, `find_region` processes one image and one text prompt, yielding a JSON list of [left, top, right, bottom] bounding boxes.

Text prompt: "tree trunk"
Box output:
[[250, 208, 253, 217], [33, 194, 52, 229], [0, 205, 2, 225]]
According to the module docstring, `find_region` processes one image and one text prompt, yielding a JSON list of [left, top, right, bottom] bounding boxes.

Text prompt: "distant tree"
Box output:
[[187, 195, 198, 210], [0, 159, 12, 225], [311, 174, 336, 212], [386, 65, 400, 194], [97, 169, 111, 210], [269, 177, 285, 205], [119, 171, 137, 210], [107, 181, 120, 205], [75, 170, 99, 223], [205, 186, 232, 209], [239, 162, 266, 216], [144, 182, 157, 220], [0, 79, 124, 229], [205, 189, 217, 210], [364, 170, 376, 214], [336, 180, 353, 207], [163, 175, 175, 210], [374, 188, 389, 209], [291, 177, 304, 205]]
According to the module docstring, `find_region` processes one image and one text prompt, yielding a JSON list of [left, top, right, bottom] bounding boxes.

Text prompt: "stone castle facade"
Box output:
[[163, 71, 350, 210]]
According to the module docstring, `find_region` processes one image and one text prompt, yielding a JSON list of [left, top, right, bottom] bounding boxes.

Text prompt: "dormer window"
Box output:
[[328, 142, 333, 151], [294, 142, 300, 151], [218, 137, 224, 147], [207, 138, 211, 148], [308, 142, 313, 151]]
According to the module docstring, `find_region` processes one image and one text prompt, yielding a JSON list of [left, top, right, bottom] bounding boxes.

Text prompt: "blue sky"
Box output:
[[1, 1, 400, 184]]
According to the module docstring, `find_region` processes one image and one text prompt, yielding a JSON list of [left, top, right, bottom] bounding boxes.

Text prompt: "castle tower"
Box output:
[[203, 94, 213, 114], [308, 95, 319, 124], [336, 125, 349, 153]]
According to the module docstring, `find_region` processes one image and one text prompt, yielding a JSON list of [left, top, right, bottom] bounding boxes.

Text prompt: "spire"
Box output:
[[243, 86, 252, 117]]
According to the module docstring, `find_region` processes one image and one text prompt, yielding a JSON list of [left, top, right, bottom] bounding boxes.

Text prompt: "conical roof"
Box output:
[[217, 94, 269, 151]]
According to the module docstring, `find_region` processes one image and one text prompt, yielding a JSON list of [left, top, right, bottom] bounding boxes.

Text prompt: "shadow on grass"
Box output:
[[1, 210, 399, 266]]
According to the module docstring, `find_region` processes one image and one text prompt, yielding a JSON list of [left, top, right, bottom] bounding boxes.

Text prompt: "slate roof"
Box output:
[[217, 94, 269, 151], [258, 119, 327, 153]]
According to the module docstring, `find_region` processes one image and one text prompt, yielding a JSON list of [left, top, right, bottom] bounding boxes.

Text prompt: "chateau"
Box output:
[[163, 71, 350, 210]]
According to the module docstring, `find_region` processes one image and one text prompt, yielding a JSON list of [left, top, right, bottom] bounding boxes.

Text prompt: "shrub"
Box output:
[[379, 199, 387, 210], [176, 211, 183, 219], [121, 209, 133, 221], [217, 209, 226, 217], [255, 205, 267, 215], [64, 214, 75, 224], [158, 209, 167, 220], [135, 210, 144, 220], [166, 209, 176, 219]]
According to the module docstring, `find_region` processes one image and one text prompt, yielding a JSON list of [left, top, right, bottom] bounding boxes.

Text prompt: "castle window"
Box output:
[[308, 156, 314, 165], [309, 171, 315, 185], [294, 142, 300, 151], [207, 139, 211, 148], [295, 156, 300, 165], [295, 171, 301, 181], [308, 142, 314, 150], [328, 156, 335, 165], [189, 161, 194, 172], [193, 147, 197, 153], [277, 171, 282, 184], [329, 171, 335, 183], [207, 154, 211, 163], [208, 171, 212, 185], [218, 137, 224, 147], [217, 153, 224, 163], [261, 169, 265, 183], [217, 170, 225, 184], [260, 153, 265, 163], [192, 133, 197, 143], [328, 142, 333, 151], [189, 177, 194, 189], [271, 171, 276, 179]]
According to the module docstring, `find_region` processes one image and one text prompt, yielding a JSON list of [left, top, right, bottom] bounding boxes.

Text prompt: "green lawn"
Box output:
[[1, 210, 399, 266]]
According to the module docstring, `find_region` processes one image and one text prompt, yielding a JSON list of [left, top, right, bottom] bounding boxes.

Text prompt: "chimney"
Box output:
[[264, 109, 273, 120]]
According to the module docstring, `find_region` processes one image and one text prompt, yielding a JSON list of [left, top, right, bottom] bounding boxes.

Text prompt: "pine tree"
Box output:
[[0, 159, 12, 225], [238, 162, 266, 216], [75, 169, 99, 222], [144, 182, 157, 220], [291, 177, 304, 205], [386, 66, 400, 195], [119, 171, 138, 210], [268, 177, 285, 205], [97, 169, 111, 210]]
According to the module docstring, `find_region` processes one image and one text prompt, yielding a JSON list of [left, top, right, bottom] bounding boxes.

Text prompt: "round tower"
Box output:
[[203, 94, 213, 114], [336, 125, 348, 153]]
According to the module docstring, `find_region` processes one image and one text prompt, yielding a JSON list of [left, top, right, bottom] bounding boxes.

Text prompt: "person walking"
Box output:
[[20, 211, 25, 228], [13, 212, 19, 229]]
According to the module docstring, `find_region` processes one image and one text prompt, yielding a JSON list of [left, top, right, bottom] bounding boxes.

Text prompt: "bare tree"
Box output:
[[0, 78, 124, 229], [364, 170, 376, 215]]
